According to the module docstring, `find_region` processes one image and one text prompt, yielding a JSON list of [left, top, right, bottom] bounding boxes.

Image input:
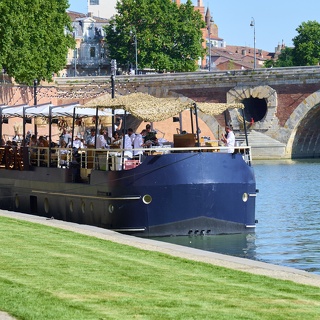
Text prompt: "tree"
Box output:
[[292, 20, 320, 66], [105, 0, 206, 73], [273, 47, 294, 67], [0, 0, 75, 85]]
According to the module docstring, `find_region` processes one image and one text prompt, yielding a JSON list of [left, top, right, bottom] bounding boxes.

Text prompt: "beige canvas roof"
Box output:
[[84, 92, 244, 122]]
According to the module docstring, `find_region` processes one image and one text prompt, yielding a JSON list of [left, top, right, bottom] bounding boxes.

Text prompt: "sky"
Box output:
[[67, 0, 320, 52]]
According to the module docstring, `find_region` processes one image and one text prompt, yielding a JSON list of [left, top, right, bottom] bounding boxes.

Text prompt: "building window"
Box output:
[[90, 0, 99, 5], [90, 47, 96, 58]]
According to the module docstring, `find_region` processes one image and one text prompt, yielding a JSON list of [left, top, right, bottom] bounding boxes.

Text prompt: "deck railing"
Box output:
[[0, 145, 252, 174]]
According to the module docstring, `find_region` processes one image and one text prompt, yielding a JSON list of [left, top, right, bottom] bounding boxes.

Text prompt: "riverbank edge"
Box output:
[[1, 209, 320, 288]]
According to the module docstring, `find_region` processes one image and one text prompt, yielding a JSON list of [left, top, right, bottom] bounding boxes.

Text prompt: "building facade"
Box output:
[[87, 0, 116, 18], [63, 11, 109, 77]]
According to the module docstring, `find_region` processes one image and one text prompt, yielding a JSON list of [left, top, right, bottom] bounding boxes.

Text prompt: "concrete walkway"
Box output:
[[1, 210, 320, 288]]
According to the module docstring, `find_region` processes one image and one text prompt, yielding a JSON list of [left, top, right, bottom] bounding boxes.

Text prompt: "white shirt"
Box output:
[[226, 131, 235, 153], [96, 134, 108, 149], [71, 139, 84, 149], [123, 134, 133, 158], [133, 134, 144, 156]]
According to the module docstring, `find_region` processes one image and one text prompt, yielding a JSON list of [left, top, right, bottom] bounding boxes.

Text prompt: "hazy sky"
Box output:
[[68, 0, 320, 52]]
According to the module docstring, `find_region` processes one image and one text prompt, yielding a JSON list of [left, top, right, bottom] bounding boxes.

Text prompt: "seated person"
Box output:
[[110, 131, 122, 147], [96, 129, 109, 149], [143, 124, 158, 147], [69, 135, 84, 149]]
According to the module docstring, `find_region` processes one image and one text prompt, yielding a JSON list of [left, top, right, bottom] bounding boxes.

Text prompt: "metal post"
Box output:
[[241, 108, 251, 164], [250, 17, 256, 69], [33, 79, 38, 137], [193, 103, 200, 147], [74, 47, 77, 77], [208, 18, 213, 71], [135, 33, 138, 75], [111, 59, 117, 134], [190, 107, 194, 134], [130, 29, 138, 74]]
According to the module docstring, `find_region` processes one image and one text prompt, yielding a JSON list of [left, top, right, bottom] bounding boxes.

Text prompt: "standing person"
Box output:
[[123, 133, 133, 158], [127, 128, 135, 146], [221, 126, 235, 153], [133, 131, 144, 159]]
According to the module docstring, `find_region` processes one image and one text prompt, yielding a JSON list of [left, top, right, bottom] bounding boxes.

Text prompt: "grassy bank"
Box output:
[[0, 216, 319, 320]]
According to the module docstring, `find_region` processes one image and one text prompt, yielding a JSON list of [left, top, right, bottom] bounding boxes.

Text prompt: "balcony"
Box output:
[[66, 57, 109, 67]]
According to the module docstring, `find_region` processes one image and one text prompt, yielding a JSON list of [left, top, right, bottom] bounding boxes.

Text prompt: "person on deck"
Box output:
[[143, 124, 158, 146], [86, 128, 96, 148], [221, 126, 235, 153], [96, 129, 109, 149]]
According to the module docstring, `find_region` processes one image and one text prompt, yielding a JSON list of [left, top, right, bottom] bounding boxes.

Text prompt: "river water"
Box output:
[[153, 159, 320, 274]]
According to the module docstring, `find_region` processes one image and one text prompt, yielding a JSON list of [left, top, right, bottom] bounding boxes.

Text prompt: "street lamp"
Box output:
[[207, 18, 213, 71], [130, 28, 138, 75], [250, 17, 256, 69], [73, 47, 77, 76]]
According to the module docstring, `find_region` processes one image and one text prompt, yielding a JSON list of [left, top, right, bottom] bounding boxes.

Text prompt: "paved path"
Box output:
[[1, 210, 320, 288]]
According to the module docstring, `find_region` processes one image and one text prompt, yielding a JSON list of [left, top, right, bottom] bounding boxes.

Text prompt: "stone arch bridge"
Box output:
[[2, 66, 320, 159]]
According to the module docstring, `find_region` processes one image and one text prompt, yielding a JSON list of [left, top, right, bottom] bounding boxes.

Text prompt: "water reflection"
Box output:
[[153, 233, 257, 260], [153, 159, 320, 275]]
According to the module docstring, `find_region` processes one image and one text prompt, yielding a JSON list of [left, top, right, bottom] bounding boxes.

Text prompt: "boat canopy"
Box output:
[[83, 92, 244, 122], [0, 103, 125, 118]]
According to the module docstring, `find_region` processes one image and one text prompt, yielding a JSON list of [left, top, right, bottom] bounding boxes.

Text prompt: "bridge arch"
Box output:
[[285, 90, 320, 158], [226, 85, 277, 131]]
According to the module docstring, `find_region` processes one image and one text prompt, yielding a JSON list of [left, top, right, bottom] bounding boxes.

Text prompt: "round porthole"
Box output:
[[81, 201, 85, 214], [69, 200, 74, 213], [108, 204, 114, 213], [44, 198, 49, 214], [242, 193, 248, 202], [143, 194, 152, 205], [15, 195, 19, 209]]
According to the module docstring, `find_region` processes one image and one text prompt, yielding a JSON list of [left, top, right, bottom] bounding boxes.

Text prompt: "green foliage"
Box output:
[[105, 0, 206, 73], [268, 20, 320, 68], [271, 47, 295, 67], [1, 216, 320, 320], [292, 20, 320, 66], [0, 0, 75, 85]]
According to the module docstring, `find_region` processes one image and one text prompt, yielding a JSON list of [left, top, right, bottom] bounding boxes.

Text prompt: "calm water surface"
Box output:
[[153, 159, 320, 274]]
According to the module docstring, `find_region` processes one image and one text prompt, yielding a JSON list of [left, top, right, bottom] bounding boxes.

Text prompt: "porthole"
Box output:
[[44, 198, 49, 214], [81, 201, 85, 214], [15, 195, 19, 209], [143, 194, 152, 205], [242, 193, 248, 202], [108, 204, 114, 213], [69, 200, 74, 213]]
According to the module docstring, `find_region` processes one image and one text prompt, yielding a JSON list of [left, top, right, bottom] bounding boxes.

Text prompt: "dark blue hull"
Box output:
[[0, 151, 256, 237]]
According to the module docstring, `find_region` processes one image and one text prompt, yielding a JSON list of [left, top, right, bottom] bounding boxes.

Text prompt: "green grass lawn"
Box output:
[[0, 216, 319, 320]]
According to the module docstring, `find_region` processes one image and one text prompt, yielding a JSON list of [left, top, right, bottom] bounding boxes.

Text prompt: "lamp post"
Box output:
[[250, 17, 256, 69], [73, 47, 77, 77], [207, 18, 214, 71], [130, 28, 138, 74]]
